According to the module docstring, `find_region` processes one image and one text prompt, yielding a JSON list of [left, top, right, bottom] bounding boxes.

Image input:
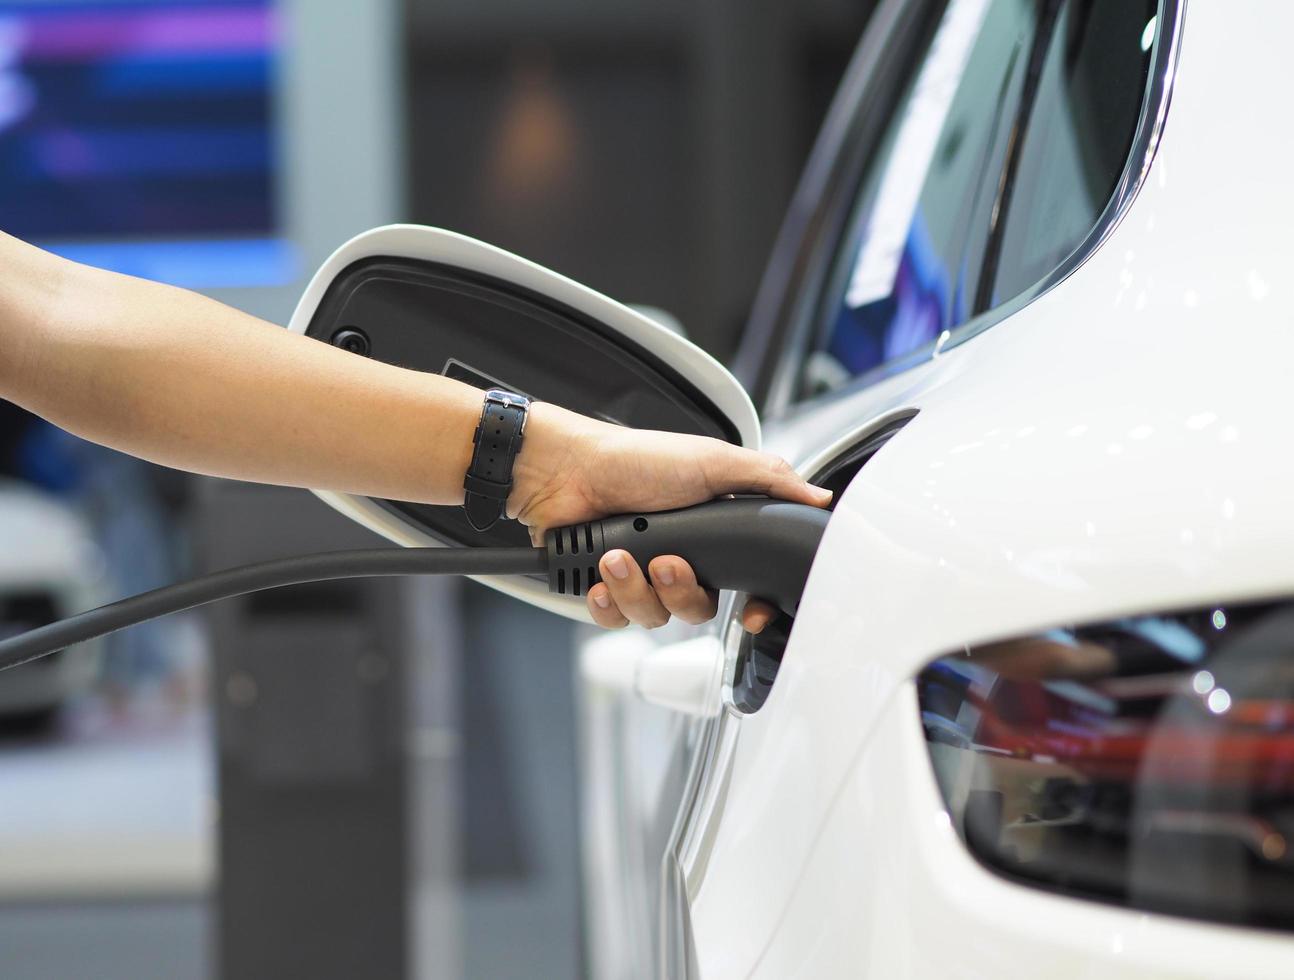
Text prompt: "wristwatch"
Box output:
[[463, 388, 531, 532]]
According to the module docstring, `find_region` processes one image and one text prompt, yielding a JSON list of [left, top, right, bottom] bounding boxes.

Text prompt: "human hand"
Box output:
[[508, 403, 831, 630]]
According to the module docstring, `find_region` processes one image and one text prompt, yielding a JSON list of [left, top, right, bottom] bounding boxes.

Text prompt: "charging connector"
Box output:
[[544, 498, 829, 616]]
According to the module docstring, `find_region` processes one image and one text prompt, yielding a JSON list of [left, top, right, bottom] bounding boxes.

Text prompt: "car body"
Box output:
[[575, 0, 1294, 977], [288, 0, 1294, 973], [0, 481, 104, 725]]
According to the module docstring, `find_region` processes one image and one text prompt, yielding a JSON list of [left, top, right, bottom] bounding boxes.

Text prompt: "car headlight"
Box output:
[[917, 599, 1294, 929]]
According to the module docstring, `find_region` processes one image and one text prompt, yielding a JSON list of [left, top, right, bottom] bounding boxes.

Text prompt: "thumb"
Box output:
[[707, 448, 833, 508]]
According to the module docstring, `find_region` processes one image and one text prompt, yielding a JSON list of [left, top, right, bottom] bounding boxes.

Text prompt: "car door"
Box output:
[[650, 0, 1176, 976]]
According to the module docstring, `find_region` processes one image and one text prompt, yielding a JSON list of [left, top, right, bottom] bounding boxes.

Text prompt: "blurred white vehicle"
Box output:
[[0, 481, 104, 726]]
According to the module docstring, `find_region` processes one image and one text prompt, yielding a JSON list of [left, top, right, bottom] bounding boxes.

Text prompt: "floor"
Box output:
[[0, 701, 214, 979], [0, 900, 210, 980], [0, 710, 214, 901]]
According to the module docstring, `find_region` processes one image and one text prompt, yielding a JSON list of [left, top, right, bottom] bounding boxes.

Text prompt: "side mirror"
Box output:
[[287, 225, 759, 619]]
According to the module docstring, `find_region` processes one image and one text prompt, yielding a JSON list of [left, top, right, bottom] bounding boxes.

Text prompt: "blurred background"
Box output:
[[0, 0, 872, 976]]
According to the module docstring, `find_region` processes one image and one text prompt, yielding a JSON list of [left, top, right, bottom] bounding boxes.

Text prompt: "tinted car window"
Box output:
[[798, 0, 1155, 400]]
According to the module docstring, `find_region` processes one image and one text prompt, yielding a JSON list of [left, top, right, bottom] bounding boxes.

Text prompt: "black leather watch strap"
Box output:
[[463, 389, 530, 532]]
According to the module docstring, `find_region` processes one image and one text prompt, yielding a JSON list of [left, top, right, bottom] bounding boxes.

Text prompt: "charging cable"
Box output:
[[0, 498, 829, 673]]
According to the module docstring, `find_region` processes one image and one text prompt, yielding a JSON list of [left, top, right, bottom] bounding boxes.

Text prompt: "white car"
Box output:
[[0, 481, 103, 727], [292, 0, 1294, 975], [579, 0, 1294, 977]]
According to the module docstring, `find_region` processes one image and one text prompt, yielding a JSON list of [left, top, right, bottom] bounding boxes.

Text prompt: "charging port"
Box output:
[[728, 412, 916, 713]]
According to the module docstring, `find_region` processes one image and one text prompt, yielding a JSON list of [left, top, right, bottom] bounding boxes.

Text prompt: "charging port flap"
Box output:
[[287, 225, 760, 621]]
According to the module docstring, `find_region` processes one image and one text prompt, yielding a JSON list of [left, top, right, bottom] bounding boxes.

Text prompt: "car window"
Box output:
[[797, 0, 1156, 401], [986, 1, 1155, 305]]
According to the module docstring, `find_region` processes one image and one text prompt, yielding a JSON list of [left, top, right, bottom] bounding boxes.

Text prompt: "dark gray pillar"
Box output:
[[202, 481, 410, 980]]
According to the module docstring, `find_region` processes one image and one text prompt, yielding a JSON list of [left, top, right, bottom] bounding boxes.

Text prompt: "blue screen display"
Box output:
[[0, 0, 295, 287]]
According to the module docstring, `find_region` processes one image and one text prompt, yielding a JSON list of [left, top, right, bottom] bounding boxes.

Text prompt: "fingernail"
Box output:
[[605, 551, 629, 580], [593, 591, 611, 609], [656, 563, 676, 587], [814, 486, 833, 504]]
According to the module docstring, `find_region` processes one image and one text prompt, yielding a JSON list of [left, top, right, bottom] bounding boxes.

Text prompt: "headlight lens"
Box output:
[[917, 600, 1294, 929]]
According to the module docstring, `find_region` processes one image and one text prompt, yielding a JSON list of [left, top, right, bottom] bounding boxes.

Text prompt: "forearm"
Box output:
[[0, 233, 562, 505]]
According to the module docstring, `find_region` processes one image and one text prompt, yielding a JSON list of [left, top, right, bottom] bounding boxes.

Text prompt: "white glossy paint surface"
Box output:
[[678, 4, 1294, 975], [286, 224, 760, 622]]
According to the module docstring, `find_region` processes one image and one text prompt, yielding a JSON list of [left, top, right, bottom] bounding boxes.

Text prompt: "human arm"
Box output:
[[0, 232, 827, 628]]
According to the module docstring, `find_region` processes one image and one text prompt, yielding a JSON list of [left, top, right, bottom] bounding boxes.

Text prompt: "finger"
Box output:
[[741, 600, 778, 635], [648, 557, 719, 625], [707, 448, 833, 509], [600, 550, 671, 629], [587, 582, 629, 629]]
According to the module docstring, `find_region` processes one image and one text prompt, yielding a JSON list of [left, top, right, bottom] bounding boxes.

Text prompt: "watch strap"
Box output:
[[463, 389, 530, 532]]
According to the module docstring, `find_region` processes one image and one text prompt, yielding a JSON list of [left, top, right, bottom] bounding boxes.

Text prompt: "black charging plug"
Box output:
[[544, 498, 830, 617]]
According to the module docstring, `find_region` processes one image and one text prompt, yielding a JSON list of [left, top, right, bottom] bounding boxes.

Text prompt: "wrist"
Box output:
[[507, 401, 599, 521]]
